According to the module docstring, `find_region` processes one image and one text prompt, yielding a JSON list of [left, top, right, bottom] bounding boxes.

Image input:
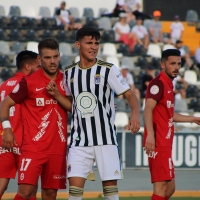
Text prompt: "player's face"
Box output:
[[161, 56, 181, 80], [29, 59, 41, 75], [39, 48, 60, 78], [76, 36, 99, 62]]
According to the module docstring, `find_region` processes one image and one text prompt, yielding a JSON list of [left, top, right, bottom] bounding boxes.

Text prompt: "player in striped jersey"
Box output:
[[47, 27, 140, 200]]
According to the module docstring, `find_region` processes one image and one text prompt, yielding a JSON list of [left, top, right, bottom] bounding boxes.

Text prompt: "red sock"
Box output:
[[14, 194, 26, 200], [165, 197, 169, 200], [30, 198, 37, 200], [0, 195, 2, 200], [152, 194, 166, 200]]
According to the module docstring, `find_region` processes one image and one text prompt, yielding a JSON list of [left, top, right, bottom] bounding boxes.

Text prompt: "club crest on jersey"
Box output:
[[36, 98, 44, 106], [94, 74, 101, 84]]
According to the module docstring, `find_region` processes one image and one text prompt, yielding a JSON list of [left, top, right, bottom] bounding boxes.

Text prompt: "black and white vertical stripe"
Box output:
[[64, 60, 130, 147]]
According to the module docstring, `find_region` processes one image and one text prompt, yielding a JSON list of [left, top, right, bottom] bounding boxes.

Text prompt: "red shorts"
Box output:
[[0, 147, 21, 178], [148, 147, 175, 183], [18, 153, 66, 189]]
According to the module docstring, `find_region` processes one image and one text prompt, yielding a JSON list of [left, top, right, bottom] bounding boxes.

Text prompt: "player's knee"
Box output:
[[69, 186, 83, 200], [103, 185, 119, 200], [42, 189, 57, 200]]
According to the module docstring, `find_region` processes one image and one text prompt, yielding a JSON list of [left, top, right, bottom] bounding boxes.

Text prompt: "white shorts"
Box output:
[[67, 145, 123, 181]]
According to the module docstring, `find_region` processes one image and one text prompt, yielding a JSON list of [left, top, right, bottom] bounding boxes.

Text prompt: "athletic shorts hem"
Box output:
[[67, 174, 88, 179], [101, 176, 122, 181]]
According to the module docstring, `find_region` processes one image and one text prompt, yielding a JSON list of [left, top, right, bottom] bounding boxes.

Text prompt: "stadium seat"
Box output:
[[11, 42, 25, 53], [183, 70, 200, 85], [102, 43, 118, 56], [186, 84, 199, 98], [106, 56, 120, 69], [26, 29, 40, 42], [150, 57, 161, 69], [147, 43, 161, 58], [26, 41, 39, 53], [85, 17, 98, 28], [98, 8, 108, 17], [0, 55, 11, 67], [143, 19, 152, 30], [0, 28, 9, 41], [98, 17, 112, 30], [121, 57, 135, 69], [132, 44, 146, 56], [9, 6, 21, 16], [60, 55, 73, 70], [118, 43, 130, 56], [100, 30, 115, 43], [68, 7, 80, 19], [40, 17, 57, 29], [174, 99, 188, 112], [114, 112, 129, 128], [162, 44, 176, 51], [56, 30, 70, 42], [59, 43, 74, 56], [42, 30, 55, 39], [9, 16, 23, 28], [186, 10, 198, 24], [0, 16, 9, 28], [9, 29, 25, 42], [0, 5, 5, 16], [0, 68, 14, 81], [38, 6, 51, 18], [83, 7, 94, 18], [135, 56, 148, 68], [21, 6, 37, 18], [0, 41, 10, 54], [129, 19, 136, 29], [26, 17, 38, 29]]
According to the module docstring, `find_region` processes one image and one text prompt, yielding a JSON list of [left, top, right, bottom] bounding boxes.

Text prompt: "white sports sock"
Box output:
[[104, 194, 119, 200]]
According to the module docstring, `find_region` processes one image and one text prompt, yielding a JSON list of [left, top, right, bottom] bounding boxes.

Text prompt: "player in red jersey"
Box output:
[[0, 50, 40, 200], [143, 49, 200, 200], [0, 38, 71, 200]]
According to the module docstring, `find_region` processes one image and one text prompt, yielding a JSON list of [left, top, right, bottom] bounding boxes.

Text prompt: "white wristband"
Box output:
[[2, 120, 12, 129]]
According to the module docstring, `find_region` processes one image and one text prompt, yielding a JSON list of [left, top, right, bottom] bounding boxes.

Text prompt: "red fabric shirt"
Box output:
[[0, 72, 25, 147], [9, 68, 68, 155], [143, 72, 174, 148]]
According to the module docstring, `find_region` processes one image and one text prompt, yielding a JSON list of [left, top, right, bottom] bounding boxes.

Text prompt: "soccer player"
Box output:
[[0, 38, 71, 200], [0, 50, 40, 200], [143, 49, 200, 200], [47, 26, 140, 200]]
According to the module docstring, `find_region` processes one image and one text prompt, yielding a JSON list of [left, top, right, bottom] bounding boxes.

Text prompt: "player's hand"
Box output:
[[127, 114, 140, 134], [144, 133, 155, 155], [46, 81, 60, 97], [192, 117, 200, 125], [2, 128, 17, 150]]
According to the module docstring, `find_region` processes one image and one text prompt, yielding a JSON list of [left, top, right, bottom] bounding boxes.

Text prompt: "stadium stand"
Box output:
[[9, 5, 21, 16], [0, 5, 5, 16], [38, 6, 51, 18], [82, 7, 94, 18]]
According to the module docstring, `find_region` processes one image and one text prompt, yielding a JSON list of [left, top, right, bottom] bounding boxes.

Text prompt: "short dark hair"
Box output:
[[161, 49, 181, 62], [16, 50, 38, 70], [38, 38, 59, 55], [75, 26, 101, 41]]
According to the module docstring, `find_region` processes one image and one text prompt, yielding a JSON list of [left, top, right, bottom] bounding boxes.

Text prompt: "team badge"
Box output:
[[68, 164, 71, 173], [150, 85, 159, 95], [94, 74, 101, 84]]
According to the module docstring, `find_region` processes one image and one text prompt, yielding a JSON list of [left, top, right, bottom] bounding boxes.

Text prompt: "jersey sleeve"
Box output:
[[146, 79, 164, 102], [108, 65, 130, 95], [63, 72, 72, 96], [56, 9, 61, 16], [9, 78, 28, 104]]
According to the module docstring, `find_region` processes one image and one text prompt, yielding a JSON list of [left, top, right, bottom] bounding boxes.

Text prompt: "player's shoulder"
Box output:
[[64, 62, 78, 72], [149, 75, 164, 87], [97, 60, 114, 68]]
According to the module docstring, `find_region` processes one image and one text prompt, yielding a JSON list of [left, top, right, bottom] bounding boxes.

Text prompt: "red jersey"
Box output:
[[9, 68, 68, 155], [0, 72, 25, 147], [143, 72, 174, 148]]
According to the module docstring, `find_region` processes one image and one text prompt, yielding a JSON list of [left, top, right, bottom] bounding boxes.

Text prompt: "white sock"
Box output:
[[104, 194, 119, 200]]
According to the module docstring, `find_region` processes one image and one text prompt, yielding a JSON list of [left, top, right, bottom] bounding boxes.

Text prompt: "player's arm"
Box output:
[[0, 96, 17, 149], [173, 112, 200, 125], [124, 90, 140, 134], [143, 98, 157, 154], [46, 81, 72, 112]]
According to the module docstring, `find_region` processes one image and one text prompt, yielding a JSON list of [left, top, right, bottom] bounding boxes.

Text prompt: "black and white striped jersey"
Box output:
[[63, 59, 130, 147]]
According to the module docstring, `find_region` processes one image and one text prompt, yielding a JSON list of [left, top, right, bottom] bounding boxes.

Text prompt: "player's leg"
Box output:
[[41, 154, 66, 200], [14, 153, 43, 200], [165, 178, 175, 199], [152, 181, 168, 199], [0, 178, 10, 197], [30, 182, 38, 200], [94, 145, 122, 200], [67, 147, 95, 200]]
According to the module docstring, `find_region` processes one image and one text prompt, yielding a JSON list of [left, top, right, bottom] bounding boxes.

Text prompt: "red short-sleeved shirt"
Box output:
[[143, 72, 174, 148], [0, 72, 25, 147], [9, 68, 68, 155]]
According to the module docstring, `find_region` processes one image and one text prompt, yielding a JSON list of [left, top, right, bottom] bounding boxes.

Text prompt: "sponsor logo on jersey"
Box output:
[[167, 101, 174, 108], [166, 118, 174, 139], [12, 83, 20, 93], [6, 80, 17, 86], [116, 73, 122, 78], [36, 87, 45, 91], [36, 98, 57, 106], [150, 85, 159, 95], [53, 175, 66, 179], [94, 74, 101, 84], [114, 170, 119, 175], [0, 147, 21, 155], [120, 79, 127, 85], [148, 151, 158, 159]]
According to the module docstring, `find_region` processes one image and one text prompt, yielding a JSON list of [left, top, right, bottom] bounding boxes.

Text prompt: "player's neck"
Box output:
[[79, 58, 97, 69]]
